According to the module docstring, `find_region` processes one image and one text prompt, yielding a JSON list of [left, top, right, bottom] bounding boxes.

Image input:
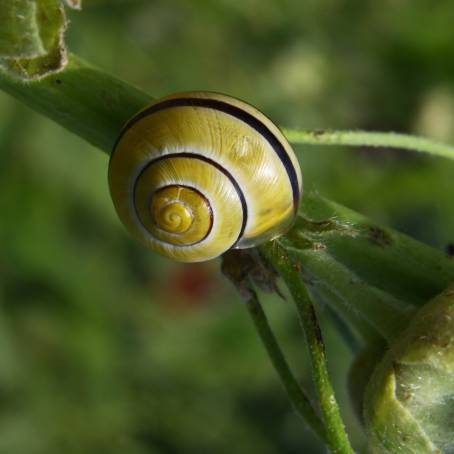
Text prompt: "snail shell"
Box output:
[[108, 92, 302, 262]]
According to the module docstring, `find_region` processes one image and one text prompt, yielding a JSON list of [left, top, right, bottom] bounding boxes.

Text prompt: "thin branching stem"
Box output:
[[261, 242, 356, 454], [284, 128, 454, 161], [244, 288, 328, 444]]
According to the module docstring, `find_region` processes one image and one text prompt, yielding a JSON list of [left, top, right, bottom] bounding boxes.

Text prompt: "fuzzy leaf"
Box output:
[[0, 0, 71, 80], [0, 0, 46, 58]]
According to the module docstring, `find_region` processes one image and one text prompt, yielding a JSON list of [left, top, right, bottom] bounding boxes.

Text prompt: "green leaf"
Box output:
[[0, 0, 70, 80], [0, 0, 46, 58]]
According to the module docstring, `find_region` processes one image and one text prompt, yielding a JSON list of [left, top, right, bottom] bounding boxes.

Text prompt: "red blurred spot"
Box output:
[[165, 263, 217, 310]]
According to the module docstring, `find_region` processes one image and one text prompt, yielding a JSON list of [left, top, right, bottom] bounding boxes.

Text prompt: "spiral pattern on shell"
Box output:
[[108, 92, 303, 262]]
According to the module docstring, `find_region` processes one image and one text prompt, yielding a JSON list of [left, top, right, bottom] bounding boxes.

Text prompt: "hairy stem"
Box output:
[[261, 242, 355, 454], [284, 128, 454, 161], [287, 245, 411, 342], [245, 289, 328, 443]]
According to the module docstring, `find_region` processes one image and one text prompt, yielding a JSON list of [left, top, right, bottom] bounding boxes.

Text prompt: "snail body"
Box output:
[[109, 92, 302, 262]]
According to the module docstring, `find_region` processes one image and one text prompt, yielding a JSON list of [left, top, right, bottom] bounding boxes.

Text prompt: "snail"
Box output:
[[108, 92, 302, 262]]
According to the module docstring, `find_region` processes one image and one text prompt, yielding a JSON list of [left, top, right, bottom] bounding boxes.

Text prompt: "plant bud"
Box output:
[[348, 341, 386, 424], [364, 286, 454, 454]]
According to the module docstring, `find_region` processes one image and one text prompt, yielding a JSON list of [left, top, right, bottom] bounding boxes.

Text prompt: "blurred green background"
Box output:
[[1, 1, 454, 453]]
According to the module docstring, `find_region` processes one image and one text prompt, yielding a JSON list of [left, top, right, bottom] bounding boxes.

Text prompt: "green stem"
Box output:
[[2, 53, 453, 335], [284, 128, 454, 161], [296, 193, 454, 310], [244, 288, 328, 444], [308, 284, 382, 347], [0, 54, 152, 152], [261, 243, 355, 454], [271, 193, 454, 343], [285, 245, 411, 343]]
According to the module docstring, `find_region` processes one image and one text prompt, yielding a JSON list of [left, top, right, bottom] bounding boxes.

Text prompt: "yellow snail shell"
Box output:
[[108, 92, 302, 262]]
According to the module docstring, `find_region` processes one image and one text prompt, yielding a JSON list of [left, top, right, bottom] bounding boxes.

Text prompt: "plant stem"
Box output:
[[244, 288, 328, 444], [261, 243, 355, 454], [0, 54, 152, 152], [308, 284, 382, 347], [285, 246, 411, 343], [283, 128, 454, 161], [296, 193, 454, 309], [270, 192, 454, 343]]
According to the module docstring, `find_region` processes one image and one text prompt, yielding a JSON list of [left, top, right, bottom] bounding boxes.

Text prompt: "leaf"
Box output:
[[0, 0, 46, 58], [0, 0, 81, 80]]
